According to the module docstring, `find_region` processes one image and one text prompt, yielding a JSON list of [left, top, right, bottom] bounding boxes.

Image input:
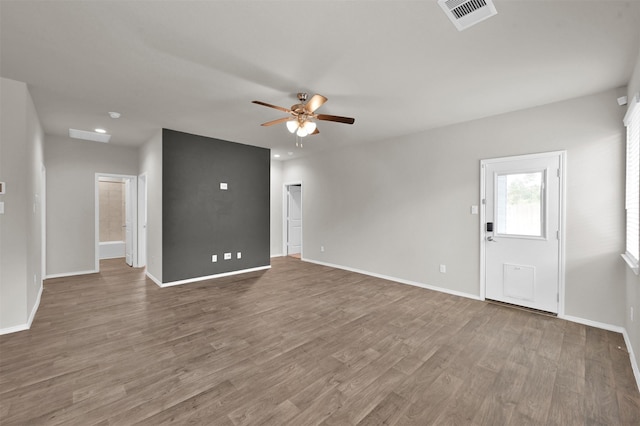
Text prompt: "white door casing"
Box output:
[[124, 178, 133, 266], [137, 173, 147, 268], [95, 173, 137, 271], [287, 185, 302, 255], [481, 152, 565, 314]]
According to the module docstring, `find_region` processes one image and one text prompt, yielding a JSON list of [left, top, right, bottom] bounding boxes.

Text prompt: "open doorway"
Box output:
[[283, 183, 302, 259], [95, 173, 137, 270]]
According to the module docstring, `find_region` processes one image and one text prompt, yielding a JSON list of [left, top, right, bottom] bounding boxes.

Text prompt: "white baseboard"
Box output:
[[26, 283, 43, 329], [623, 328, 640, 393], [303, 258, 482, 301], [153, 265, 271, 288], [560, 314, 625, 333], [270, 253, 284, 258], [99, 241, 125, 260], [0, 323, 29, 335], [562, 314, 640, 392], [0, 283, 43, 335], [45, 269, 98, 279], [146, 271, 162, 286]]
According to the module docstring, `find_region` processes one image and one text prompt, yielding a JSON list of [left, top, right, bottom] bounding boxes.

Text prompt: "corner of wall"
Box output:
[[140, 129, 163, 282]]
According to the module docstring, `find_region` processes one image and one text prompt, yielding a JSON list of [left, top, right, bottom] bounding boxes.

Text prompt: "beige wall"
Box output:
[[0, 78, 44, 331], [98, 181, 125, 242], [283, 88, 626, 327], [45, 135, 139, 276]]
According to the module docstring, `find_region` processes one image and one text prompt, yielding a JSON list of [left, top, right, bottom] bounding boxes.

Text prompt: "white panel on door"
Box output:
[[503, 263, 536, 301]]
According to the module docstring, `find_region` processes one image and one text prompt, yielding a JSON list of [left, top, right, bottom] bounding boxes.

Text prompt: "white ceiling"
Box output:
[[1, 1, 639, 160]]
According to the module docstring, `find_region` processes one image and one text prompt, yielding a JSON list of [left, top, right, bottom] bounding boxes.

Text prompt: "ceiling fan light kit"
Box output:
[[252, 92, 354, 138]]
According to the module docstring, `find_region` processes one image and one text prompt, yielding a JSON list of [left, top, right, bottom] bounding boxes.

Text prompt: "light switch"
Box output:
[[224, 252, 231, 260], [220, 183, 228, 190], [0, 201, 4, 215], [471, 205, 479, 215]]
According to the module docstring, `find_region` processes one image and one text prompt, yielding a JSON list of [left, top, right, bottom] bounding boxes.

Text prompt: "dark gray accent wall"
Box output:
[[162, 129, 270, 283]]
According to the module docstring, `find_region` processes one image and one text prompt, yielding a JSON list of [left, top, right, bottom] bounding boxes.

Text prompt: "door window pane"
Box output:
[[496, 172, 544, 237]]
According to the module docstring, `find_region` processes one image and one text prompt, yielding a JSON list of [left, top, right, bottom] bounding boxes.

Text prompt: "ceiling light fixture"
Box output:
[[286, 117, 317, 138], [274, 154, 281, 158], [94, 128, 107, 133], [286, 120, 298, 133], [108, 111, 121, 119], [252, 93, 354, 139]]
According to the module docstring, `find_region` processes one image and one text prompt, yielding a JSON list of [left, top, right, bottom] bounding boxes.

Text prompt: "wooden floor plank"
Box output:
[[0, 257, 638, 424]]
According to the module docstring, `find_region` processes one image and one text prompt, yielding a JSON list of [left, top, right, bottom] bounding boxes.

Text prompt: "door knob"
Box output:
[[487, 236, 497, 242]]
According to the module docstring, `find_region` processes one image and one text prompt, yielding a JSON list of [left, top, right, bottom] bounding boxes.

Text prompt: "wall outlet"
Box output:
[[321, 246, 325, 252], [439, 264, 446, 273], [211, 255, 217, 262], [237, 252, 242, 259], [224, 252, 231, 260], [220, 182, 228, 190]]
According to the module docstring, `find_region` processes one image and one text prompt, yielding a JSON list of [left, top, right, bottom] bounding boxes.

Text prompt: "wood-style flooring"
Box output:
[[1, 257, 639, 425]]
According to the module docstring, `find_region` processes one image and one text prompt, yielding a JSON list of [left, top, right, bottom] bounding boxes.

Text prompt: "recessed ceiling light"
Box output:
[[274, 154, 281, 158], [94, 128, 107, 134], [108, 111, 121, 119]]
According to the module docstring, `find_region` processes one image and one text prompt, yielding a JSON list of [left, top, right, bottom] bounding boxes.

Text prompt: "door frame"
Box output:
[[95, 173, 138, 271], [480, 151, 567, 316], [282, 181, 303, 258], [41, 164, 46, 280], [137, 173, 147, 268]]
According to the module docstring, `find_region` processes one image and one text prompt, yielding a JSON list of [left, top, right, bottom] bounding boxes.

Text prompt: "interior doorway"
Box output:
[[95, 173, 137, 270], [480, 151, 566, 314], [283, 183, 302, 258]]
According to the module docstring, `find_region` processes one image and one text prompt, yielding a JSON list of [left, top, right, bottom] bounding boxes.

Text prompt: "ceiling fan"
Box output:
[[252, 93, 355, 137]]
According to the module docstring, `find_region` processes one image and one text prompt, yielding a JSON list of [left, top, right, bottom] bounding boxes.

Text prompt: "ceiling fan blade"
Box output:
[[252, 100, 292, 114], [305, 94, 328, 113], [260, 117, 291, 127], [316, 114, 355, 125], [310, 128, 320, 135]]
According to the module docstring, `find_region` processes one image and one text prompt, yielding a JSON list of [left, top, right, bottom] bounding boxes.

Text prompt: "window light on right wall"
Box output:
[[623, 93, 640, 273]]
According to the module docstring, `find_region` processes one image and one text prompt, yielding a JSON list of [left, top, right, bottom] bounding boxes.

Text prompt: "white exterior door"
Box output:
[[287, 185, 302, 255], [124, 178, 133, 266], [483, 152, 563, 313]]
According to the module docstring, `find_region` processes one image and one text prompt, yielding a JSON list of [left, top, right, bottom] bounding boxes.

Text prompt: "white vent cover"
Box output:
[[438, 0, 497, 31], [69, 128, 111, 143]]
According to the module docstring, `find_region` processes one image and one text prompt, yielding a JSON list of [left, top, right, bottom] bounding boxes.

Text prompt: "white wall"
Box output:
[[270, 160, 283, 256], [0, 77, 44, 332], [283, 88, 626, 327], [45, 135, 139, 276], [139, 130, 162, 282], [625, 45, 640, 379]]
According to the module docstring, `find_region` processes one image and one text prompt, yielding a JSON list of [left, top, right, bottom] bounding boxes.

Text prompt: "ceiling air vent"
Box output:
[[69, 128, 111, 143], [438, 0, 497, 31]]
